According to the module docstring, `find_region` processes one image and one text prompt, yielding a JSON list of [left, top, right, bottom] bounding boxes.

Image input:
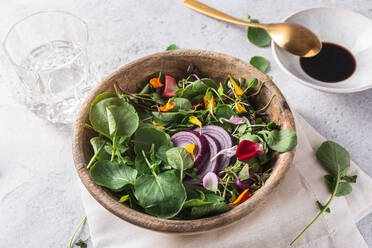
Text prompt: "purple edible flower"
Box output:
[[235, 176, 250, 190]]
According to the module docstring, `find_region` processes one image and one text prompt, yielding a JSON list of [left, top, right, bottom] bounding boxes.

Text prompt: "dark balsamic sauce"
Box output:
[[299, 42, 356, 83]]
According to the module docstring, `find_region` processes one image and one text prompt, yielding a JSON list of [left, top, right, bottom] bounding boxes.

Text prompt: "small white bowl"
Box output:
[[272, 7, 372, 93]]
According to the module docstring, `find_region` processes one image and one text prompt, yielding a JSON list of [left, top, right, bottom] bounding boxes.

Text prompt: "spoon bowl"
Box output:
[[184, 0, 322, 57]]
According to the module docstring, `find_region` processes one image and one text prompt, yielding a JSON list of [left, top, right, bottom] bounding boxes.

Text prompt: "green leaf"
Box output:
[[239, 133, 260, 143], [152, 112, 179, 122], [166, 44, 180, 50], [132, 126, 172, 154], [316, 201, 330, 213], [336, 182, 352, 196], [217, 83, 224, 96], [135, 153, 153, 175], [90, 137, 110, 160], [106, 104, 139, 137], [215, 105, 235, 120], [173, 97, 192, 111], [247, 19, 271, 47], [238, 164, 250, 181], [250, 56, 269, 73], [90, 161, 138, 191], [166, 147, 194, 170], [183, 199, 213, 208], [246, 78, 258, 88], [89, 95, 129, 137], [342, 175, 357, 183], [134, 170, 186, 218], [324, 175, 353, 196], [119, 194, 130, 203], [75, 239, 87, 248], [190, 202, 229, 218], [316, 141, 350, 177], [265, 129, 297, 152]]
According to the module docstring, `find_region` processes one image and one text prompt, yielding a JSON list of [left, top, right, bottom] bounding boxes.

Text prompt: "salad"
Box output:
[[84, 64, 297, 219]]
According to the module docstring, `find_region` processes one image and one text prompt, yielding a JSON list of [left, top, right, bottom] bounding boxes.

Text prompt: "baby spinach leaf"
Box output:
[[238, 164, 250, 181], [215, 105, 235, 120], [89, 96, 132, 137], [152, 112, 179, 122], [316, 141, 350, 177], [250, 56, 269, 73], [183, 199, 213, 208], [134, 170, 186, 218], [265, 129, 297, 152], [106, 104, 139, 137], [166, 44, 180, 50], [190, 202, 229, 218], [173, 97, 192, 111], [166, 147, 194, 180], [90, 161, 138, 191], [90, 137, 110, 160], [291, 141, 354, 245], [156, 145, 171, 165], [135, 153, 152, 175], [132, 126, 172, 154], [247, 19, 271, 47]]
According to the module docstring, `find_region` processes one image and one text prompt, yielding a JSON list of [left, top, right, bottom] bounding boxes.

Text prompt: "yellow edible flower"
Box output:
[[152, 120, 165, 129], [188, 116, 202, 128], [228, 75, 244, 96], [185, 143, 196, 159], [158, 98, 175, 112], [235, 102, 247, 113]]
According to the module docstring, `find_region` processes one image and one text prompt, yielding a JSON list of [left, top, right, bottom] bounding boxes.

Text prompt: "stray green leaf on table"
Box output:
[[250, 56, 269, 73], [166, 44, 180, 50], [247, 19, 272, 47]]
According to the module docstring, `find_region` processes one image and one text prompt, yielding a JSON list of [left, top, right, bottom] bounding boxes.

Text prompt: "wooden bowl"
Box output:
[[72, 50, 296, 234]]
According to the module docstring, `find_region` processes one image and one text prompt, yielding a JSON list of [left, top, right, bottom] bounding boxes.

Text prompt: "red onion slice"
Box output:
[[171, 130, 209, 168], [194, 125, 234, 172], [187, 134, 221, 184]]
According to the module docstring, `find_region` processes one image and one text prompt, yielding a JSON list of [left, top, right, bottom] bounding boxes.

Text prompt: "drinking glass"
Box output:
[[3, 11, 98, 124]]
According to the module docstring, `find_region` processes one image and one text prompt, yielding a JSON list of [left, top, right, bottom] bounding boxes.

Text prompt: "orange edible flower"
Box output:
[[230, 188, 250, 206], [149, 73, 163, 88], [158, 98, 175, 112], [203, 95, 215, 111], [228, 75, 244, 96], [234, 102, 247, 113], [152, 120, 165, 129], [192, 103, 202, 110]]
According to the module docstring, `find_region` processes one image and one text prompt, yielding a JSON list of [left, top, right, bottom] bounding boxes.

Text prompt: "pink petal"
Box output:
[[162, 75, 178, 97], [203, 172, 219, 192], [220, 116, 246, 125], [235, 176, 250, 189]]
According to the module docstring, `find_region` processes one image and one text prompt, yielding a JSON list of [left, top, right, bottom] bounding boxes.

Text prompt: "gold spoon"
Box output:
[[184, 0, 322, 57]]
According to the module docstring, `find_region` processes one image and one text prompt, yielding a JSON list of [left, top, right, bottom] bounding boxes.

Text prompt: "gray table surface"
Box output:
[[0, 0, 371, 247]]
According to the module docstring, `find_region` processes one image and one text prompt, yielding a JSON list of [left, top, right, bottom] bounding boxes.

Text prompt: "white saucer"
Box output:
[[272, 7, 372, 93]]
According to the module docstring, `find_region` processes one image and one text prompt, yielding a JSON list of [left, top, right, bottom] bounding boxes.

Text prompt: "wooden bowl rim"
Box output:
[[72, 49, 296, 234]]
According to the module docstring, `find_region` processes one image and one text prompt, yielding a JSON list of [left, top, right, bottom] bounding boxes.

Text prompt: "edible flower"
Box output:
[[152, 120, 165, 129], [192, 103, 202, 110], [219, 115, 246, 125], [234, 102, 247, 113], [228, 75, 244, 96], [189, 116, 202, 129], [203, 95, 215, 112], [203, 172, 219, 192], [230, 188, 250, 206], [236, 140, 264, 161], [162, 75, 178, 97], [235, 175, 250, 190], [149, 73, 163, 88], [158, 98, 175, 112], [185, 143, 196, 159]]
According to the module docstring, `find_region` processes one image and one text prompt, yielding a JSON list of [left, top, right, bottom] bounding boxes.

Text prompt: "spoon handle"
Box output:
[[183, 0, 263, 28]]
